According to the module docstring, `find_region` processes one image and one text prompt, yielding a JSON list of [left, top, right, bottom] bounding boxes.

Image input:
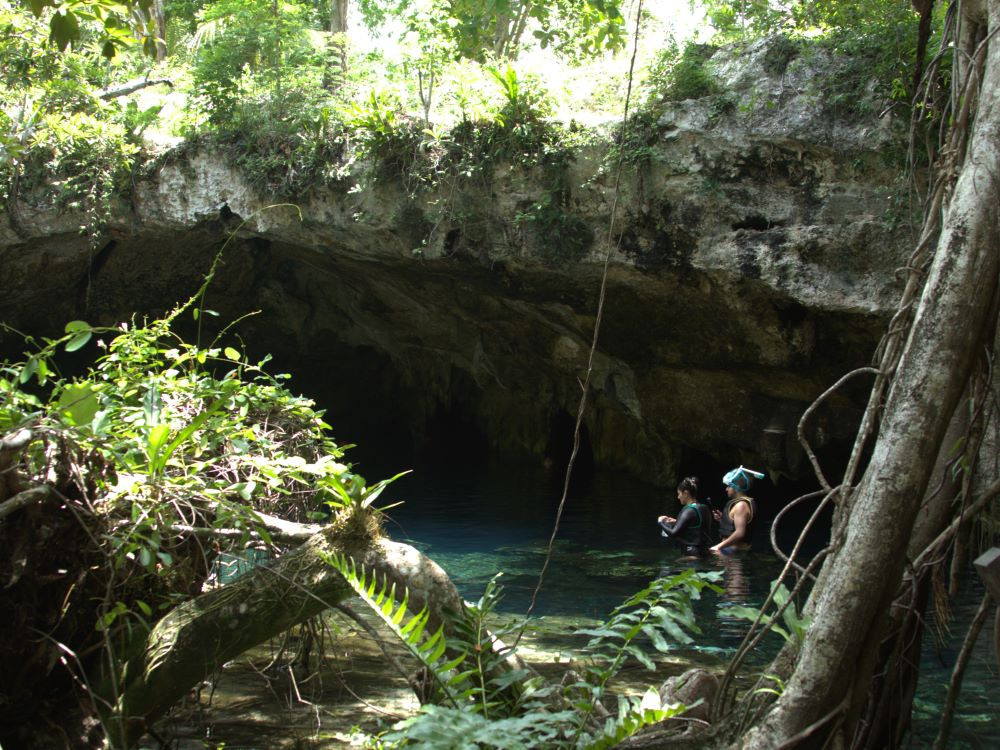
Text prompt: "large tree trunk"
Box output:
[[741, 1, 1000, 746], [103, 528, 464, 748]]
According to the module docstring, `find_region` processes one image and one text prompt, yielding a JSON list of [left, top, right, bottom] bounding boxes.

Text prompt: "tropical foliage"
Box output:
[[0, 1, 972, 745], [327, 558, 721, 749]]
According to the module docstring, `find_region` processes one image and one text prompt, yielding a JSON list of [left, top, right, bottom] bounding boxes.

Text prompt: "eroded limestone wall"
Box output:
[[0, 37, 911, 484]]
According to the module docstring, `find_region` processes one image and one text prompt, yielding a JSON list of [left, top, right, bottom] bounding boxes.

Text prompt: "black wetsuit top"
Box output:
[[659, 502, 713, 554], [718, 496, 756, 546]]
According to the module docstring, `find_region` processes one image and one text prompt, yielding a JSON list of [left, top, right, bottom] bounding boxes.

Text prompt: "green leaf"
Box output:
[[58, 384, 100, 426], [19, 358, 38, 384], [624, 643, 655, 670], [65, 332, 92, 352], [146, 423, 171, 470], [641, 624, 671, 653], [360, 469, 412, 508], [49, 10, 81, 51], [224, 346, 241, 361]]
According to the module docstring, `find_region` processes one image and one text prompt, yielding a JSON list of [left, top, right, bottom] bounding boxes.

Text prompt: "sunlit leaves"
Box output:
[[444, 0, 625, 61], [64, 320, 92, 352], [727, 579, 811, 645], [57, 383, 100, 426], [22, 0, 156, 59]]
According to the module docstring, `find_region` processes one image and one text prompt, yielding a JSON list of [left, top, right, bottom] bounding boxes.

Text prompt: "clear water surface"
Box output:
[[373, 456, 998, 748]]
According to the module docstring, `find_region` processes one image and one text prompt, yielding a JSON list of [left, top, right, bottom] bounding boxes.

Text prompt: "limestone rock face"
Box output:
[[0, 37, 910, 484]]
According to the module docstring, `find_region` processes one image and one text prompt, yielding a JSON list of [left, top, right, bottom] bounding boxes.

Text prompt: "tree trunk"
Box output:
[[103, 530, 464, 748], [152, 0, 167, 60], [325, 0, 349, 86], [741, 1, 1000, 745], [330, 0, 348, 34]]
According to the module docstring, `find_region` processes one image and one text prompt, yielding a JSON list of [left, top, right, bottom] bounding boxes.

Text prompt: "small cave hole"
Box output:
[[732, 215, 780, 231], [444, 228, 461, 255]]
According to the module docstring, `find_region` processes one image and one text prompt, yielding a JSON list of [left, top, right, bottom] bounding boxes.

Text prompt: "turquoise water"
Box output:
[[383, 458, 800, 660], [376, 456, 998, 747]]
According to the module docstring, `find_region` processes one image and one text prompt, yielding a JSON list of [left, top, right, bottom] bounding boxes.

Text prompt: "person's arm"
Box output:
[[710, 501, 750, 553], [659, 506, 695, 538]]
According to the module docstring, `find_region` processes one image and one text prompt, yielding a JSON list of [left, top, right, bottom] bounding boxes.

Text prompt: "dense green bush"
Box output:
[[188, 0, 326, 126], [646, 41, 720, 103], [0, 3, 148, 240], [804, 5, 927, 115]]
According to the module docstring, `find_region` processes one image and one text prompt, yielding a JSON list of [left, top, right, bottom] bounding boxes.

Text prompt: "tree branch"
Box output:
[[102, 530, 467, 748], [0, 485, 54, 522], [0, 428, 32, 453], [97, 78, 173, 100]]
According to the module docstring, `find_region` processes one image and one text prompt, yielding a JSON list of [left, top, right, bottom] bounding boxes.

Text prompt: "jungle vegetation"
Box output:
[[3, 1, 1000, 749]]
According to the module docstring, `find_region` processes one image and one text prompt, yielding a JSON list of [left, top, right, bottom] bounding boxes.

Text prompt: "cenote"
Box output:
[[351, 446, 1000, 749], [4, 2, 1000, 748]]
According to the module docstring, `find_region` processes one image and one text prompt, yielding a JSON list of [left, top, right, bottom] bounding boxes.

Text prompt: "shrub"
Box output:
[[646, 41, 720, 103]]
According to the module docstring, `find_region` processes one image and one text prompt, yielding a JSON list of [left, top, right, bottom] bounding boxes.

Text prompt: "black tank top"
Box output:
[[718, 496, 756, 542]]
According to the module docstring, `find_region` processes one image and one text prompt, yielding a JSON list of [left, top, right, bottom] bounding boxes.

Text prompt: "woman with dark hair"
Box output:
[[657, 476, 714, 556]]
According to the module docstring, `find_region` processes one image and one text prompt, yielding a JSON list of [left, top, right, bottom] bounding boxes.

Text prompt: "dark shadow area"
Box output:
[[732, 215, 783, 231], [244, 342, 418, 479], [421, 404, 490, 466], [543, 410, 595, 495]]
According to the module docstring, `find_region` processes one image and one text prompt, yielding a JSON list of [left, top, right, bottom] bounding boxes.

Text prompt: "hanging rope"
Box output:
[[516, 0, 645, 639]]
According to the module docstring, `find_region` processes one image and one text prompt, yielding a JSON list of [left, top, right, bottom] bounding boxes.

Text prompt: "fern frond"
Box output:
[[580, 690, 688, 750], [569, 569, 721, 746], [322, 550, 469, 707]]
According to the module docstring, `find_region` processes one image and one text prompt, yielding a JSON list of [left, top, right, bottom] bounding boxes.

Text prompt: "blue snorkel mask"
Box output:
[[723, 465, 765, 492]]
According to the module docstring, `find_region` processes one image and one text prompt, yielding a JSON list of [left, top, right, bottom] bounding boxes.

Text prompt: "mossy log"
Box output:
[[104, 525, 464, 748]]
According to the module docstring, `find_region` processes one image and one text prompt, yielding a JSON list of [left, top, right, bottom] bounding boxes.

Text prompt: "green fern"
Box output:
[[571, 569, 722, 745], [446, 574, 535, 718], [323, 551, 471, 707], [329, 560, 720, 749], [581, 690, 688, 750], [726, 579, 810, 646], [384, 704, 576, 749]]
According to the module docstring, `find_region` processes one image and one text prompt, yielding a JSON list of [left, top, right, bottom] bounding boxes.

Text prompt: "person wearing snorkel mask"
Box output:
[[710, 465, 765, 555]]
